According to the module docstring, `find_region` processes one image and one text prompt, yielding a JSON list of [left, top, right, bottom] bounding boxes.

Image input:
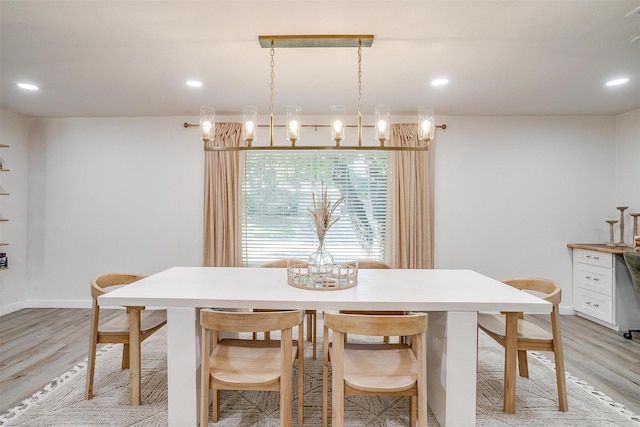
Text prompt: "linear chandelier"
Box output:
[[191, 34, 446, 151]]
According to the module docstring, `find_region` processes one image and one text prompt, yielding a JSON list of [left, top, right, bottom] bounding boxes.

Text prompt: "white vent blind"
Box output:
[[241, 151, 389, 267]]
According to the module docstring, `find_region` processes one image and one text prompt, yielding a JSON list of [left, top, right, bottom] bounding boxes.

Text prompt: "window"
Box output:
[[241, 151, 389, 266]]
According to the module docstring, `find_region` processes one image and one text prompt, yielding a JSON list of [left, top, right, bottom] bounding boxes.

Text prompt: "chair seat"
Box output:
[[98, 310, 167, 335], [337, 343, 418, 393], [478, 313, 552, 342], [209, 338, 299, 387]]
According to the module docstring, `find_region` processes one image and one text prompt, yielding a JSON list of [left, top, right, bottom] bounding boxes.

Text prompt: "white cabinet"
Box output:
[[571, 246, 640, 331]]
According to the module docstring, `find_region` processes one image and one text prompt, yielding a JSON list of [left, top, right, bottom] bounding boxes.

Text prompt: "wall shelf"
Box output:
[[1, 143, 9, 271]]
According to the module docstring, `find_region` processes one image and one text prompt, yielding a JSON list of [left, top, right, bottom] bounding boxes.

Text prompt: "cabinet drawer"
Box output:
[[574, 264, 613, 296], [574, 288, 613, 323], [575, 249, 613, 268]]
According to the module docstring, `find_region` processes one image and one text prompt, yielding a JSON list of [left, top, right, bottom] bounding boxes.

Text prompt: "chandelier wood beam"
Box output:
[[258, 34, 374, 48]]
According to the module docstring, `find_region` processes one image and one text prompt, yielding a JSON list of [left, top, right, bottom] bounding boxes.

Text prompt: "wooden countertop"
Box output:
[[567, 243, 636, 254]]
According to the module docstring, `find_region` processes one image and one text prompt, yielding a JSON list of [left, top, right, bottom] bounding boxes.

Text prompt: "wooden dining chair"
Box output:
[[259, 259, 318, 359], [200, 309, 305, 427], [477, 277, 568, 413], [341, 260, 405, 343], [85, 273, 167, 404], [622, 251, 640, 340], [322, 312, 428, 427]]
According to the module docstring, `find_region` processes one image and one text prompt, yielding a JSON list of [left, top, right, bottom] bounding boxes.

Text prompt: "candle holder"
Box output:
[[630, 213, 640, 239], [616, 206, 628, 247], [606, 220, 618, 247]]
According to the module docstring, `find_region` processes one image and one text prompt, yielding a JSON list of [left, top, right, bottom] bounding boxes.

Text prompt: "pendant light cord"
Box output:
[[269, 40, 275, 145]]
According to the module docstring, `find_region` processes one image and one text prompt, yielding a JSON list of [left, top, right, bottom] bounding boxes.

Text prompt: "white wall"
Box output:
[[26, 117, 203, 306], [615, 108, 640, 243], [434, 115, 618, 310], [1, 111, 637, 314], [0, 109, 30, 314]]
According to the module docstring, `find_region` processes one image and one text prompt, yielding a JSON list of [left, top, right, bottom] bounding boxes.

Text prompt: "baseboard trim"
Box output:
[[26, 300, 92, 309], [1, 299, 92, 316]]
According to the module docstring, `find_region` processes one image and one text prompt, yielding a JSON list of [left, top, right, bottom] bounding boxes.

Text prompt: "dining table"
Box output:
[[99, 266, 551, 427]]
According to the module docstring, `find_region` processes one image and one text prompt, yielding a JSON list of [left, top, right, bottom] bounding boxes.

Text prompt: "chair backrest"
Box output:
[[502, 277, 561, 306], [347, 260, 392, 269], [91, 273, 146, 300], [324, 312, 427, 337], [623, 252, 640, 295], [200, 309, 304, 334], [261, 259, 307, 268]]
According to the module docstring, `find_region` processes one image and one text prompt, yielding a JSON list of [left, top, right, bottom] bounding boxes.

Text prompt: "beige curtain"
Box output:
[[388, 123, 435, 269], [203, 122, 244, 267]]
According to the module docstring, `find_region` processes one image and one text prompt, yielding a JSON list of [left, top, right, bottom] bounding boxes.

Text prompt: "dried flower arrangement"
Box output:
[[308, 184, 344, 243]]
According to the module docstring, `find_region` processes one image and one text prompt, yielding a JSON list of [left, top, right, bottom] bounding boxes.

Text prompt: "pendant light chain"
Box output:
[[357, 39, 363, 146], [269, 40, 275, 145], [269, 41, 275, 116], [357, 40, 362, 115]]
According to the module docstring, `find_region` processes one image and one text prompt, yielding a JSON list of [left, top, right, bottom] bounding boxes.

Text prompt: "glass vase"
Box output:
[[308, 237, 334, 278]]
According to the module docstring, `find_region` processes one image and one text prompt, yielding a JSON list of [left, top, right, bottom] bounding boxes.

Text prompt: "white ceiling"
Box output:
[[1, 0, 639, 118]]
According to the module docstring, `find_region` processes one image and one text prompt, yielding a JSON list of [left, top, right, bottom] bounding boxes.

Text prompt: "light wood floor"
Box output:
[[1, 308, 639, 414]]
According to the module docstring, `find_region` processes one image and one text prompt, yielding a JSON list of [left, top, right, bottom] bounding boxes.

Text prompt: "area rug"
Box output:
[[1, 323, 639, 426]]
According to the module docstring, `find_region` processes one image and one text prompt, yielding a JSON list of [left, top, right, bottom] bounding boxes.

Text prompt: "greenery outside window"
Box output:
[[241, 151, 390, 266]]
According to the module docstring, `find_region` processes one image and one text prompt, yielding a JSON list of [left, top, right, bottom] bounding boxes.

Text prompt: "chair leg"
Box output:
[[297, 347, 304, 426], [322, 324, 330, 427], [306, 312, 313, 342], [200, 387, 209, 427], [551, 309, 568, 412], [85, 334, 98, 400], [503, 312, 518, 414], [212, 389, 220, 422], [322, 365, 328, 427], [517, 350, 529, 378], [312, 311, 317, 360], [554, 349, 568, 412], [409, 395, 417, 427], [122, 343, 130, 369], [128, 307, 142, 406]]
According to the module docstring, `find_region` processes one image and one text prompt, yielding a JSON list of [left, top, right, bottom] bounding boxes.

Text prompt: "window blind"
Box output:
[[241, 151, 389, 267]]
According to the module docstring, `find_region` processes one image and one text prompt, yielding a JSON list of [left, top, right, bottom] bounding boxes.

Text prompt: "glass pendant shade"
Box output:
[[418, 105, 435, 142], [286, 105, 301, 143], [200, 106, 215, 142], [330, 105, 346, 144], [242, 106, 258, 144], [375, 105, 390, 143]]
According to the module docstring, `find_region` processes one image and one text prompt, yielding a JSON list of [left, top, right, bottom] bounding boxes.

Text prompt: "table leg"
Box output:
[[427, 311, 477, 427], [503, 312, 518, 414], [128, 307, 142, 406], [331, 330, 345, 426], [167, 307, 201, 426]]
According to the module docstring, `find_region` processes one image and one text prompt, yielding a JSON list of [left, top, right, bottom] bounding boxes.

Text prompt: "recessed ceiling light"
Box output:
[[17, 82, 39, 91], [605, 78, 629, 87], [431, 78, 449, 87], [186, 80, 203, 88]]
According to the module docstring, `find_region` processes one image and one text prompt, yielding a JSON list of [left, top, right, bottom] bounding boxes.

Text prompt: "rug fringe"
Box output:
[[0, 344, 115, 425], [530, 351, 640, 424]]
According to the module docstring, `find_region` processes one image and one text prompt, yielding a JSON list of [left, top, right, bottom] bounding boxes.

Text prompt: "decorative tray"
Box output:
[[287, 263, 358, 290]]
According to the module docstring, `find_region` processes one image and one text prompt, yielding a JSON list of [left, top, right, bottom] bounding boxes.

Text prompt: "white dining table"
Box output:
[[99, 266, 551, 427]]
